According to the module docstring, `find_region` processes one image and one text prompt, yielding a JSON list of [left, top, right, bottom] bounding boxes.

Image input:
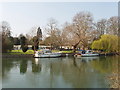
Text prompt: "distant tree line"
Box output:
[[0, 21, 42, 53], [41, 12, 119, 53], [0, 11, 119, 53]]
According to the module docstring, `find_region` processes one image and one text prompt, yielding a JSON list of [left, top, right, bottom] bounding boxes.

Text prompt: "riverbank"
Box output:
[[2, 49, 119, 58], [2, 53, 75, 58], [2, 54, 33, 58], [2, 50, 75, 58], [2, 52, 119, 58]]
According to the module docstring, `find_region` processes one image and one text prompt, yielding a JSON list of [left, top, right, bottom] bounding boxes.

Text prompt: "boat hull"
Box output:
[[81, 54, 99, 57], [34, 53, 61, 58]]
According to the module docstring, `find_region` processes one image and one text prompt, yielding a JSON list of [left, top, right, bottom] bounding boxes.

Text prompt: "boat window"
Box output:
[[45, 51, 52, 53], [89, 51, 92, 53], [38, 51, 43, 54], [82, 50, 86, 54]]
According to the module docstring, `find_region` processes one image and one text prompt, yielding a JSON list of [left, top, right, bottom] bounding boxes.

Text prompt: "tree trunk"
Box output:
[[73, 46, 76, 53], [34, 43, 36, 56], [73, 40, 81, 53], [50, 44, 52, 50]]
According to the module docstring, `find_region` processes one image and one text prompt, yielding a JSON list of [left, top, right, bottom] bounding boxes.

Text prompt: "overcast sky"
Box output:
[[0, 2, 118, 36]]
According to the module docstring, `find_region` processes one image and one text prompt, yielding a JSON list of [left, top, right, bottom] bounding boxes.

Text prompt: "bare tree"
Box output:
[[27, 26, 38, 40], [95, 19, 108, 37], [65, 11, 93, 52], [107, 16, 118, 35], [45, 18, 60, 49], [0, 21, 13, 52], [44, 21, 71, 49], [1, 21, 12, 37]]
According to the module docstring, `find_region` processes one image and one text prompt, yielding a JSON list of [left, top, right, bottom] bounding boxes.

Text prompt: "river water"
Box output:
[[1, 56, 119, 88]]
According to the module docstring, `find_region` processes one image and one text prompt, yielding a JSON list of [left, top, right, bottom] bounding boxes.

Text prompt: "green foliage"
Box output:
[[32, 45, 38, 51], [20, 60, 27, 74], [32, 36, 39, 51], [91, 34, 118, 52], [37, 27, 42, 40], [20, 35, 28, 52], [21, 45, 28, 52], [91, 40, 102, 50], [2, 36, 13, 53], [1, 21, 14, 53], [20, 35, 26, 45], [14, 37, 20, 45]]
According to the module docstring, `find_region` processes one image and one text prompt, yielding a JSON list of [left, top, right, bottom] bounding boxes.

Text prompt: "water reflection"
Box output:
[[32, 59, 41, 73], [35, 58, 39, 65], [0, 59, 2, 89], [20, 60, 27, 74], [2, 56, 119, 88], [76, 57, 99, 62]]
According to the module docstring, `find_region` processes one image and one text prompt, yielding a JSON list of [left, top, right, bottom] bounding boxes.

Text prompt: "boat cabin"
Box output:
[[85, 50, 93, 54], [35, 49, 52, 55], [42, 49, 52, 53]]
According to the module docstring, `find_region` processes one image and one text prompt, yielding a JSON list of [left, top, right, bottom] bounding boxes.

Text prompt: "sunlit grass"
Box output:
[[10, 50, 34, 54], [52, 50, 60, 52], [3, 49, 74, 55], [52, 50, 73, 53], [59, 51, 73, 53]]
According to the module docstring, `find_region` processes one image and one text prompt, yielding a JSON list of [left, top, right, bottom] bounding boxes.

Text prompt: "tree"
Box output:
[[95, 19, 108, 37], [107, 16, 118, 35], [31, 27, 42, 53], [32, 36, 39, 51], [56, 28, 69, 49], [91, 34, 118, 52], [0, 21, 13, 53], [45, 18, 60, 49], [95, 16, 118, 36], [13, 37, 20, 45], [64, 11, 93, 52], [27, 27, 38, 39], [2, 36, 13, 53], [43, 36, 51, 46], [37, 27, 42, 41], [1, 21, 11, 37], [19, 34, 28, 52], [91, 40, 102, 50]]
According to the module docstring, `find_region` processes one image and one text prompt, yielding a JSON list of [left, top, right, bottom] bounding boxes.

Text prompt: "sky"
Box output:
[[0, 2, 118, 36]]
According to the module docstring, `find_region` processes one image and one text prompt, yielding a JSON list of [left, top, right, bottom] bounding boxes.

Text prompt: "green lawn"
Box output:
[[10, 50, 34, 54], [59, 51, 73, 53], [52, 50, 73, 53]]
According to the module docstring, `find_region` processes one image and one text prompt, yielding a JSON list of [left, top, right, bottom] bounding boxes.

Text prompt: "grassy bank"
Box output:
[[2, 50, 74, 55], [3, 50, 34, 55], [3, 50, 119, 56]]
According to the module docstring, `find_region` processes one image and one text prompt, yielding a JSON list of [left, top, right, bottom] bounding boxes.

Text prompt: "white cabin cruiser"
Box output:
[[75, 50, 99, 57], [34, 49, 61, 58], [81, 50, 99, 57]]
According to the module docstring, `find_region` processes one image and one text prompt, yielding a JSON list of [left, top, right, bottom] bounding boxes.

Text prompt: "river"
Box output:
[[1, 56, 119, 88]]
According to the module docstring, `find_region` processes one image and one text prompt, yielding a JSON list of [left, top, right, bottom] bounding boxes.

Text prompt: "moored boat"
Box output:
[[34, 49, 61, 58], [75, 50, 99, 57]]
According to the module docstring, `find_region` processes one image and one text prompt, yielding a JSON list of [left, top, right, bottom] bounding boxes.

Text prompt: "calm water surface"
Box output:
[[2, 56, 119, 88]]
